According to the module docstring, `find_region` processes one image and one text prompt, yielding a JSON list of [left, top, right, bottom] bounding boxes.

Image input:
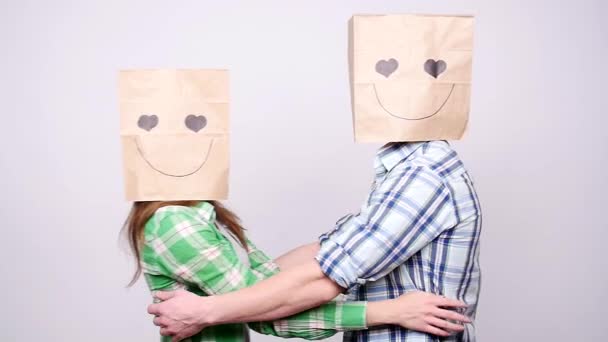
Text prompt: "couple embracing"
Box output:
[[119, 14, 481, 342]]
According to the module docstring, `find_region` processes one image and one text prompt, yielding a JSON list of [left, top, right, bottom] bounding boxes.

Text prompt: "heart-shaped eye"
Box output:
[[375, 58, 399, 78], [185, 115, 207, 132], [137, 114, 159, 131], [424, 59, 447, 78]]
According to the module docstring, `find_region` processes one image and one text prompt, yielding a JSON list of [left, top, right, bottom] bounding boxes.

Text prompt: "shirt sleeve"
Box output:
[[316, 166, 457, 289], [149, 212, 367, 338]]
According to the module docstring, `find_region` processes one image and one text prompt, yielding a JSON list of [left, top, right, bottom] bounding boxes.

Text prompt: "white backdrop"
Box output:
[[1, 0, 606, 341]]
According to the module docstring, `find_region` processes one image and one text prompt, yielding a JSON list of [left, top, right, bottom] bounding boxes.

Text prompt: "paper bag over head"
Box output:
[[349, 14, 475, 142], [119, 69, 230, 201]]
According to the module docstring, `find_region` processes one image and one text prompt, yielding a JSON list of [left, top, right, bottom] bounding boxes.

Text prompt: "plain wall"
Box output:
[[1, 0, 606, 341]]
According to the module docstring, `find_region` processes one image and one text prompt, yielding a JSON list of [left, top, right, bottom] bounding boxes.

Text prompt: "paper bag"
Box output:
[[349, 14, 475, 142], [119, 69, 229, 201]]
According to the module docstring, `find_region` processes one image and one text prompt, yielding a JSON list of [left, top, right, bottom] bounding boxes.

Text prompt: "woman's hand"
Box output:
[[366, 291, 471, 337]]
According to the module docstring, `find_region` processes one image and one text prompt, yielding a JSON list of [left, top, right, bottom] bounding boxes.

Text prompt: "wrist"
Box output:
[[366, 300, 395, 327], [196, 295, 221, 326]]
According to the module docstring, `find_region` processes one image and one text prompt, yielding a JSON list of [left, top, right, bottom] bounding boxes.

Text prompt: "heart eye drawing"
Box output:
[[185, 115, 208, 132], [375, 58, 399, 78], [424, 59, 447, 78], [137, 114, 159, 131]]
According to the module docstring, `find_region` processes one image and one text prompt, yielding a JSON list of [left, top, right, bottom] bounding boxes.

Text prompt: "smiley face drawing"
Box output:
[[119, 69, 230, 201], [349, 14, 475, 142], [134, 113, 214, 177], [373, 57, 454, 120]]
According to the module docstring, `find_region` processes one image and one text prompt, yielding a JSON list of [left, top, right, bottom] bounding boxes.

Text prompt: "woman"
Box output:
[[125, 200, 470, 341]]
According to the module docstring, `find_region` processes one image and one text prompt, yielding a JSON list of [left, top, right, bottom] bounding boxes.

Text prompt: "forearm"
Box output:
[[205, 260, 342, 325], [248, 300, 367, 340], [250, 294, 398, 340], [259, 295, 398, 329], [248, 277, 343, 321], [274, 242, 320, 270]]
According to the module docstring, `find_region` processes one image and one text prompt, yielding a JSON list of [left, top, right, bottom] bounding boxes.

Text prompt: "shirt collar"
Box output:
[[193, 201, 216, 222], [374, 142, 426, 174]]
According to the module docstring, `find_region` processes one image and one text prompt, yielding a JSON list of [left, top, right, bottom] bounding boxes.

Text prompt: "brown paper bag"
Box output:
[[349, 14, 475, 142], [119, 69, 229, 201]]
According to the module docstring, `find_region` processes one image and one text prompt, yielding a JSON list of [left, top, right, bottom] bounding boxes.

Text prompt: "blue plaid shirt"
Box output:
[[316, 141, 482, 342]]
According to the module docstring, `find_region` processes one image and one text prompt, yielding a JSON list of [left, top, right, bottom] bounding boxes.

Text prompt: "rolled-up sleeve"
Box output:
[[316, 166, 456, 289]]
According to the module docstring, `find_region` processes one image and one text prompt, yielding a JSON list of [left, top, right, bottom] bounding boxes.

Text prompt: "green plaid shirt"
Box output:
[[141, 202, 367, 341]]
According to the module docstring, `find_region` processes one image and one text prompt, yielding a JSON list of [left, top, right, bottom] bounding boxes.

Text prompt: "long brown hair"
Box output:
[[123, 200, 246, 286]]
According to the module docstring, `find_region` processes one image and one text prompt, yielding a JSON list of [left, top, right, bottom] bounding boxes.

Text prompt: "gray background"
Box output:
[[1, 0, 606, 341]]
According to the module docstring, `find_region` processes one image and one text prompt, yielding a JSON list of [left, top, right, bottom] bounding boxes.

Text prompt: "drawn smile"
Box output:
[[372, 83, 455, 121], [135, 138, 215, 177]]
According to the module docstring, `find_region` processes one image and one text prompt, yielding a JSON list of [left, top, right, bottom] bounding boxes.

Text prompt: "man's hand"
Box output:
[[147, 260, 336, 340], [148, 290, 211, 342]]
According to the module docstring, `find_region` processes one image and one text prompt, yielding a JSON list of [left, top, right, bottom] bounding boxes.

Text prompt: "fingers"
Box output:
[[426, 316, 465, 333], [153, 316, 171, 327], [434, 308, 472, 323], [160, 327, 173, 336], [148, 303, 161, 316], [422, 324, 450, 337], [154, 291, 176, 302], [148, 290, 180, 315], [436, 296, 467, 308]]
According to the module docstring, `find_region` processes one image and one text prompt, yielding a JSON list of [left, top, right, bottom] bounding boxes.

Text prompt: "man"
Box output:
[[149, 14, 481, 341]]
